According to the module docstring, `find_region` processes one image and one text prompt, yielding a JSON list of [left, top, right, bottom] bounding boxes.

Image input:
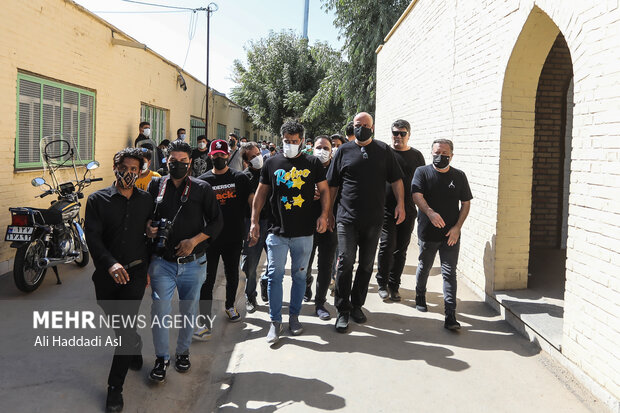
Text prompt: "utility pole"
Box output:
[[205, 3, 218, 138], [302, 0, 309, 39]]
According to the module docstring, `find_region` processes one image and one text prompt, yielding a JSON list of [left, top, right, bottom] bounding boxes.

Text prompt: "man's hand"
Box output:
[[327, 212, 335, 232], [428, 211, 446, 228], [146, 220, 158, 239], [108, 263, 129, 284], [175, 238, 197, 257], [394, 204, 406, 225], [316, 215, 328, 234], [446, 226, 460, 246], [248, 222, 260, 247]]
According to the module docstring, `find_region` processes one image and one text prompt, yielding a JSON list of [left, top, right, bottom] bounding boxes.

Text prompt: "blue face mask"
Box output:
[[179, 134, 186, 141]]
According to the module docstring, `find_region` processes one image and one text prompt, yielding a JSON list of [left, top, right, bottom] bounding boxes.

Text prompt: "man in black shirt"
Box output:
[[146, 140, 223, 383], [134, 121, 151, 147], [197, 139, 251, 327], [327, 112, 405, 333], [240, 142, 270, 312], [191, 135, 212, 177], [305, 136, 338, 321], [85, 148, 153, 412], [411, 139, 472, 330], [249, 120, 330, 344], [376, 119, 426, 301]]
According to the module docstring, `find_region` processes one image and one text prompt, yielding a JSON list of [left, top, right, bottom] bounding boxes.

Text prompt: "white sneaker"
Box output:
[[267, 321, 282, 344]]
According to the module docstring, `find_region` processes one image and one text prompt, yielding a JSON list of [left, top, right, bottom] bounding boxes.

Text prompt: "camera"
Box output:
[[151, 218, 173, 255]]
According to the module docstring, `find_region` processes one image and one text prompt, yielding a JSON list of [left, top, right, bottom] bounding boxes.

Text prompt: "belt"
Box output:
[[163, 252, 205, 265], [123, 259, 144, 270]]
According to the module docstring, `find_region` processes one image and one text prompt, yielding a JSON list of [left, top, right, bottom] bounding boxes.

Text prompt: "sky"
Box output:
[[73, 0, 344, 96]]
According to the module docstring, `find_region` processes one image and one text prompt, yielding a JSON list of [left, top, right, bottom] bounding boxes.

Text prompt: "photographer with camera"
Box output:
[[146, 140, 223, 383]]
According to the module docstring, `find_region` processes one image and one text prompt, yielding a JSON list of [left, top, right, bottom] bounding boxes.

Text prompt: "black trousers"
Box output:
[[93, 267, 147, 389], [334, 222, 382, 312], [376, 213, 415, 289], [305, 228, 338, 306], [200, 238, 243, 316]]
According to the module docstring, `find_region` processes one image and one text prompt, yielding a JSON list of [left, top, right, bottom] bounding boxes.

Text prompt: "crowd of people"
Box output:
[[85, 112, 472, 412]]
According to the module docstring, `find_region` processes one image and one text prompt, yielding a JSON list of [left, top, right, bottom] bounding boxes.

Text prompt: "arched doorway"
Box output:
[[495, 6, 573, 349]]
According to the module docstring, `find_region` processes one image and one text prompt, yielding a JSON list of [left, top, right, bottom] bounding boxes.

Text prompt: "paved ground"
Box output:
[[0, 243, 608, 413]]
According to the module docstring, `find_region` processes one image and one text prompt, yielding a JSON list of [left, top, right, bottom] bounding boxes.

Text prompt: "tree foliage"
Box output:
[[231, 30, 346, 138], [320, 0, 410, 118]]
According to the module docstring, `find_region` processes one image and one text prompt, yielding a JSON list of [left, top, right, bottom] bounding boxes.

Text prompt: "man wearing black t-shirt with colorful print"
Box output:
[[249, 120, 330, 344], [411, 139, 472, 330], [376, 119, 426, 302], [327, 112, 405, 333]]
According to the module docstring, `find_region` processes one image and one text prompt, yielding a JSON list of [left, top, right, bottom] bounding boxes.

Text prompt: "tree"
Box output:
[[319, 0, 410, 118], [231, 30, 346, 138]]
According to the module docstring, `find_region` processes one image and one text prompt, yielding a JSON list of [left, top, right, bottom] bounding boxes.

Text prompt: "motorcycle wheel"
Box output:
[[13, 239, 48, 292]]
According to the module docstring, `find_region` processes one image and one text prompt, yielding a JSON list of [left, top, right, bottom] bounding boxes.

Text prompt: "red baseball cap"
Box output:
[[209, 139, 229, 156]]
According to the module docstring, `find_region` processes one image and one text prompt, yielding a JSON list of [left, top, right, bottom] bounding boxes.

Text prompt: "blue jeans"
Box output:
[[241, 218, 269, 299], [415, 239, 460, 312], [149, 255, 207, 360], [265, 233, 313, 322]]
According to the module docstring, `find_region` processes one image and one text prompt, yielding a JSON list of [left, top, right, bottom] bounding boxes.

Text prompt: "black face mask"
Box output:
[[354, 126, 373, 142], [213, 157, 227, 170], [433, 154, 450, 169], [229, 139, 236, 148], [169, 160, 190, 179]]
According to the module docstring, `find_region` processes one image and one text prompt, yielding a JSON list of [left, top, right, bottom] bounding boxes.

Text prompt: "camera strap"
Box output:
[[154, 176, 192, 222]]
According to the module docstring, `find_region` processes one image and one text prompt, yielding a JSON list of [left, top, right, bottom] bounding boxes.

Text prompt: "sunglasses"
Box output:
[[391, 131, 408, 137], [360, 147, 368, 160]]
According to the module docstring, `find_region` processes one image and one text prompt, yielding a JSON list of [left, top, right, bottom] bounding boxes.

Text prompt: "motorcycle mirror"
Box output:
[[86, 161, 100, 170], [31, 177, 46, 187]]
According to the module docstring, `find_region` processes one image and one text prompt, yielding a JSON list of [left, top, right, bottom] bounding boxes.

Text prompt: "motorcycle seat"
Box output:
[[28, 208, 63, 225]]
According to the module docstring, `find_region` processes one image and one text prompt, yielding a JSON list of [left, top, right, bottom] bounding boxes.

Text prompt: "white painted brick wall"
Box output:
[[376, 0, 620, 405]]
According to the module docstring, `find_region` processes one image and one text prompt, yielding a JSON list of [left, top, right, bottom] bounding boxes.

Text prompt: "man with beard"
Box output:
[[85, 148, 153, 412], [146, 140, 222, 383]]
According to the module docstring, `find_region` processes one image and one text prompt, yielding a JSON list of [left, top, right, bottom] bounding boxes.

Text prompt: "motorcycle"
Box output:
[[5, 135, 102, 292]]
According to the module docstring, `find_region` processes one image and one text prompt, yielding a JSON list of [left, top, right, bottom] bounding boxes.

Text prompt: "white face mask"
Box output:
[[314, 148, 330, 164], [332, 147, 338, 155], [179, 134, 186, 141], [283, 143, 300, 158], [143, 128, 151, 137], [142, 162, 149, 172], [250, 155, 263, 169], [261, 144, 267, 149], [198, 142, 207, 150]]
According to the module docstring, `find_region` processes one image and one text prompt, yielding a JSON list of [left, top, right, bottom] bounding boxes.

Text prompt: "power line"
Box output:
[[93, 10, 191, 14], [120, 0, 206, 11], [182, 10, 199, 69]]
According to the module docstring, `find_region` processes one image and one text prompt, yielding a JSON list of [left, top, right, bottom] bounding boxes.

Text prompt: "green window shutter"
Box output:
[[140, 104, 168, 144], [190, 117, 205, 147], [16, 73, 95, 170], [217, 123, 226, 140]]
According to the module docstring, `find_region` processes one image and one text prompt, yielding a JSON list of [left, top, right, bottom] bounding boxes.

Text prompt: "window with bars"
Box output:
[[16, 73, 95, 169], [233, 128, 240, 138], [140, 103, 168, 144], [190, 117, 205, 147], [217, 123, 227, 140]]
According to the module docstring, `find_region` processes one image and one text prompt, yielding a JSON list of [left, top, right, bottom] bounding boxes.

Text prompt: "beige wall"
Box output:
[[0, 0, 270, 270], [376, 0, 619, 408]]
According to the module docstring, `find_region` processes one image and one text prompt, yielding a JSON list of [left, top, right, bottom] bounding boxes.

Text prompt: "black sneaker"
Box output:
[[304, 275, 313, 302], [350, 306, 367, 323], [106, 386, 123, 412], [149, 357, 170, 383], [444, 311, 461, 331], [260, 278, 269, 303], [175, 354, 191, 373], [335, 312, 349, 333], [245, 296, 258, 314], [377, 285, 389, 300], [388, 286, 401, 302], [415, 294, 428, 312]]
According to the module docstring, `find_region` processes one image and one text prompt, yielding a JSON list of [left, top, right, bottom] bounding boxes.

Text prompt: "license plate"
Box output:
[[5, 226, 34, 241]]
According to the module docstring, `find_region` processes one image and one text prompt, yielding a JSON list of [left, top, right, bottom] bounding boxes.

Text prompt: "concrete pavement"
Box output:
[[0, 243, 608, 412]]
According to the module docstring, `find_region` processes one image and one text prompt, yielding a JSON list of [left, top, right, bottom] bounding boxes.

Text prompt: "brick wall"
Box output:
[[530, 33, 573, 248], [376, 0, 620, 407]]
